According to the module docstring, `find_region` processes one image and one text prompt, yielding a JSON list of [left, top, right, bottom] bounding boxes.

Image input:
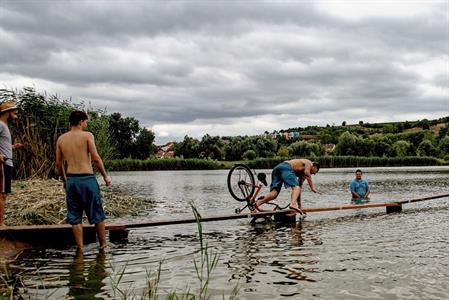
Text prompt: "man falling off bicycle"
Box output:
[[255, 159, 320, 214]]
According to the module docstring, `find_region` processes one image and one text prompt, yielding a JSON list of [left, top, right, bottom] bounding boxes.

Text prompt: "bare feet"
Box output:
[[289, 205, 306, 216], [99, 243, 108, 251]]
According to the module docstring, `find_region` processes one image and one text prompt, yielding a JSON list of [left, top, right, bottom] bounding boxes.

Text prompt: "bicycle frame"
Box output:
[[235, 176, 289, 213], [235, 180, 264, 213]]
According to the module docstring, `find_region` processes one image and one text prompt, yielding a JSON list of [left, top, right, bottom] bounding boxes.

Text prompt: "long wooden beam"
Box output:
[[395, 193, 449, 204], [1, 193, 448, 247]]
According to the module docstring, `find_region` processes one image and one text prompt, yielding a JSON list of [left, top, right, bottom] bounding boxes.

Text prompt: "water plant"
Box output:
[[106, 204, 239, 299]]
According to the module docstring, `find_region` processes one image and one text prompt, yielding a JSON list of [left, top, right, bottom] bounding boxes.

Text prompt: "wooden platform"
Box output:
[[1, 193, 448, 248]]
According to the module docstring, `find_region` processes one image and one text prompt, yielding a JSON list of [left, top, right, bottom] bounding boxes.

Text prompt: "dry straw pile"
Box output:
[[5, 179, 150, 226]]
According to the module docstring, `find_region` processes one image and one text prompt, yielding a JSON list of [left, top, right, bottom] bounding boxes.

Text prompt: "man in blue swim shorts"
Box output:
[[255, 158, 320, 214], [56, 110, 111, 252]]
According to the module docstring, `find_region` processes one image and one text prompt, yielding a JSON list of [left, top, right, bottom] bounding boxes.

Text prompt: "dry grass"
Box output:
[[4, 179, 151, 226]]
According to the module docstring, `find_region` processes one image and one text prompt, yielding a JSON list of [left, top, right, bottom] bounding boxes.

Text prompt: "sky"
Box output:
[[1, 0, 448, 144]]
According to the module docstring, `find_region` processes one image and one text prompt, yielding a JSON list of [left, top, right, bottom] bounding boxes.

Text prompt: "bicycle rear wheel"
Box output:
[[227, 164, 255, 202]]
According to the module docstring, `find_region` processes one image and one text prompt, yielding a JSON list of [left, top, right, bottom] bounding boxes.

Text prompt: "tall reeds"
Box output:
[[1, 88, 115, 179], [107, 158, 222, 171]]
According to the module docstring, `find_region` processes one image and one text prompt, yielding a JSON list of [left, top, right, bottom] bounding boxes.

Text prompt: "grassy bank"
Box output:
[[106, 156, 447, 171]]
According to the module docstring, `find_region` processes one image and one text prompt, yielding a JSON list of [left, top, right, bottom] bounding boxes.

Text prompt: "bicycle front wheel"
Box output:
[[227, 164, 255, 202]]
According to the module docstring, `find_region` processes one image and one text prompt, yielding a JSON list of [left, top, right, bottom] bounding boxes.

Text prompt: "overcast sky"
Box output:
[[1, 1, 448, 144]]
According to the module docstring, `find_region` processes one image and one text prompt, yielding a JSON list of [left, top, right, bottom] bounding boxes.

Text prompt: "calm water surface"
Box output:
[[3, 166, 449, 299]]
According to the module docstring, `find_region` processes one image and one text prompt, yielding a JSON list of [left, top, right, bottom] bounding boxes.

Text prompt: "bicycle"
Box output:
[[227, 163, 289, 214]]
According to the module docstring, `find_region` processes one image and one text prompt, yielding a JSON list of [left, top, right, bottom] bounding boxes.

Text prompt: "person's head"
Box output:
[[311, 162, 320, 174], [355, 169, 363, 180], [69, 110, 89, 128], [0, 100, 18, 122]]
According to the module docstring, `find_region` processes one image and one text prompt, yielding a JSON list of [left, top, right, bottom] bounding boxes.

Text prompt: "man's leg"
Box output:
[[95, 220, 107, 249], [72, 224, 84, 251], [0, 194, 6, 227], [290, 186, 301, 208], [289, 186, 306, 215], [257, 190, 279, 205]]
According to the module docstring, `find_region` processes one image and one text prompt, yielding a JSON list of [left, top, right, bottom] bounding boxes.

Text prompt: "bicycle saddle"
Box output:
[[257, 173, 268, 186]]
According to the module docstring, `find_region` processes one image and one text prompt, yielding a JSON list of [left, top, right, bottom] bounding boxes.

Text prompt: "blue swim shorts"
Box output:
[[270, 162, 300, 193], [65, 174, 106, 225]]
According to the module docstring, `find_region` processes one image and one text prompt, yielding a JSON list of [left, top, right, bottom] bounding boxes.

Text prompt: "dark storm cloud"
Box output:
[[0, 1, 447, 143]]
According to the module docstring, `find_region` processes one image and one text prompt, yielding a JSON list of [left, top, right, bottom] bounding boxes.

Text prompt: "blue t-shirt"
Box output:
[[350, 179, 369, 198]]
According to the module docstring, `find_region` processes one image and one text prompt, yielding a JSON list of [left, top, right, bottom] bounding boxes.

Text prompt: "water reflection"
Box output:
[[67, 250, 107, 299]]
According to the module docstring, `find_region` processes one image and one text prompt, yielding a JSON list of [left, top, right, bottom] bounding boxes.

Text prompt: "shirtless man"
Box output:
[[55, 110, 111, 251], [255, 159, 320, 214]]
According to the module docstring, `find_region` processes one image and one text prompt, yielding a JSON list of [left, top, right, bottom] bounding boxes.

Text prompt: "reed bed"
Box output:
[[107, 158, 222, 171], [4, 179, 151, 226]]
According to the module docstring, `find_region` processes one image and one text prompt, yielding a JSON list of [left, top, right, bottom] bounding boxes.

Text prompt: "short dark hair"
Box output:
[[313, 162, 320, 171], [355, 169, 363, 173], [69, 110, 88, 126]]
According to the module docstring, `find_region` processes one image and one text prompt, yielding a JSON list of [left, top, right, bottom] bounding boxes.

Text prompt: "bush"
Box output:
[[242, 149, 257, 160]]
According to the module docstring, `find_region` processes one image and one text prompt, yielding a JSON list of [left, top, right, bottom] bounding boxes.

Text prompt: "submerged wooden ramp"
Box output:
[[1, 193, 448, 248]]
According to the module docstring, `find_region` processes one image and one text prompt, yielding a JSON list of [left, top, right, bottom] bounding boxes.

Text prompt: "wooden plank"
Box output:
[[301, 202, 401, 213], [123, 210, 291, 228], [1, 193, 448, 240], [395, 193, 449, 204]]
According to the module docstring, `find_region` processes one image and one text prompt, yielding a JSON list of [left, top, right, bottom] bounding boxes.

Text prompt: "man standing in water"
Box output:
[[255, 158, 320, 214], [56, 110, 111, 251], [0, 100, 24, 227], [350, 169, 370, 203]]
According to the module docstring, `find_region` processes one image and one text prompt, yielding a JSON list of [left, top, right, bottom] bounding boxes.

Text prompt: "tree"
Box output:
[[392, 140, 412, 157], [289, 141, 324, 157], [198, 134, 224, 160], [277, 146, 289, 157], [242, 149, 257, 160], [253, 136, 277, 158], [174, 135, 199, 159], [335, 131, 360, 156], [416, 140, 439, 157], [438, 136, 449, 156], [131, 128, 156, 159], [108, 112, 140, 158]]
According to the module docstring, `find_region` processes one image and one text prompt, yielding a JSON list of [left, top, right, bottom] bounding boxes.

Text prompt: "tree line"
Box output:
[[174, 118, 449, 161]]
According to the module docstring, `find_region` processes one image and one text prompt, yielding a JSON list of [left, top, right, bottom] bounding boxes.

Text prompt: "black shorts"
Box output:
[[0, 164, 13, 194]]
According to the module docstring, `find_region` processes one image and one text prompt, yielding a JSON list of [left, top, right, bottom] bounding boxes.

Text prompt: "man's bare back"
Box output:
[[287, 159, 312, 174], [57, 130, 95, 174]]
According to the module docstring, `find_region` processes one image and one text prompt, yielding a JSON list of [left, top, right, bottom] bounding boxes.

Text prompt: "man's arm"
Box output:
[[55, 138, 66, 183], [87, 133, 111, 186], [304, 163, 319, 193], [364, 181, 370, 199], [350, 181, 361, 198]]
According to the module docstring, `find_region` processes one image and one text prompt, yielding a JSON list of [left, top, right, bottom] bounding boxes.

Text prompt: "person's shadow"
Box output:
[[67, 250, 108, 299]]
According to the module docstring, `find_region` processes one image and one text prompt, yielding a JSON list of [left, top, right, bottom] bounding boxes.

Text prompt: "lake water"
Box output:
[[2, 166, 449, 299]]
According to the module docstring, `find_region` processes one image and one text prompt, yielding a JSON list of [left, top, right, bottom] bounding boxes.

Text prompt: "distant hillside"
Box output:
[[279, 116, 449, 137]]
